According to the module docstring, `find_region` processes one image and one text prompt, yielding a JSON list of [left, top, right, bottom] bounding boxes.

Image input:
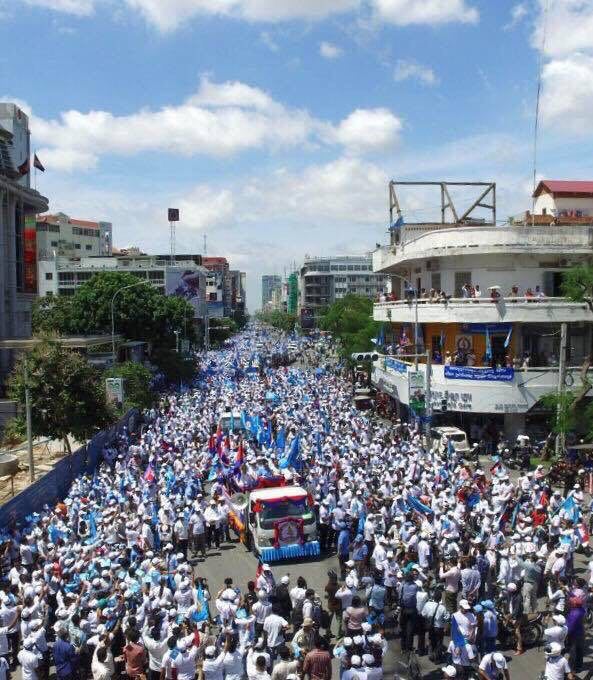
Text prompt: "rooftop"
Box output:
[[533, 179, 593, 197]]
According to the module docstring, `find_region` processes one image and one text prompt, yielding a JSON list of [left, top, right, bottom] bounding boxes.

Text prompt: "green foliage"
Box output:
[[561, 264, 593, 307], [106, 361, 155, 411], [319, 295, 379, 361], [32, 272, 197, 348], [256, 310, 297, 332], [7, 340, 115, 450], [540, 391, 576, 435], [209, 317, 238, 347], [231, 309, 249, 330], [0, 418, 26, 448], [151, 347, 198, 385]]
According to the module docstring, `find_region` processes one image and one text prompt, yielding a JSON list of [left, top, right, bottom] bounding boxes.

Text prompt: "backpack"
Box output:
[[311, 600, 323, 627]]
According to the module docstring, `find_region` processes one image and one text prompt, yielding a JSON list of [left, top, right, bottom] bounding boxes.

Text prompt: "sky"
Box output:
[[3, 0, 593, 310]]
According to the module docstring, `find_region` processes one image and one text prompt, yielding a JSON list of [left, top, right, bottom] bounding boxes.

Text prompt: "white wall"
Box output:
[[37, 260, 58, 296], [535, 193, 593, 216]]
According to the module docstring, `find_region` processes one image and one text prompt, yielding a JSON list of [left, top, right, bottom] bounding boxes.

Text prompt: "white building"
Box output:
[[39, 254, 207, 319], [299, 255, 386, 328], [371, 180, 593, 440], [35, 213, 112, 259]]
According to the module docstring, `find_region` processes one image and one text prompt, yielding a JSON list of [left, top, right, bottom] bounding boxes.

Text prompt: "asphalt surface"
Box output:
[[191, 536, 592, 679]]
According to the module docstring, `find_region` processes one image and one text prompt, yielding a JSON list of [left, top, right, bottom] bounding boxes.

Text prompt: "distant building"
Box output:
[[262, 275, 282, 309], [229, 269, 247, 316], [532, 180, 593, 219], [35, 212, 112, 260], [298, 255, 386, 327], [38, 254, 207, 319], [203, 257, 231, 317], [0, 103, 30, 190], [0, 108, 49, 394]]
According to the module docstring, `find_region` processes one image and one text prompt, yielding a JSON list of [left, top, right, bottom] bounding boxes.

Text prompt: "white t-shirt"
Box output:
[[262, 614, 288, 648], [544, 655, 571, 680], [478, 654, 507, 680], [202, 652, 225, 680], [17, 649, 39, 680], [222, 650, 244, 680], [173, 648, 199, 680]]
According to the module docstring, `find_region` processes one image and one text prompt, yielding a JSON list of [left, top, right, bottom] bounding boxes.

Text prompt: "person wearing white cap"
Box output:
[[201, 633, 230, 680], [17, 637, 39, 680], [544, 614, 568, 647], [442, 666, 456, 678], [543, 642, 575, 680], [478, 651, 509, 680]]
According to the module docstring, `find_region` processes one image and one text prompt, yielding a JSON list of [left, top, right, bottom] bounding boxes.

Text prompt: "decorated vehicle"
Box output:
[[227, 485, 320, 562], [430, 426, 470, 455]]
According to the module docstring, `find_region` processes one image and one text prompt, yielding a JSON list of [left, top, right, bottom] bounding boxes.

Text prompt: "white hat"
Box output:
[[350, 655, 361, 667], [507, 582, 517, 592], [458, 599, 471, 610], [547, 642, 562, 655], [262, 563, 271, 571], [281, 575, 290, 584], [442, 666, 457, 677], [492, 653, 505, 668], [204, 645, 216, 657]]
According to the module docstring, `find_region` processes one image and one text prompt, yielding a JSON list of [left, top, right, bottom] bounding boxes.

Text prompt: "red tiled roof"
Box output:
[[70, 218, 100, 228], [36, 214, 99, 229], [533, 180, 593, 197]]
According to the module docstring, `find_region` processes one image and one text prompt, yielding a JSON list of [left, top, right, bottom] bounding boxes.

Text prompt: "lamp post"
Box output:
[[111, 280, 152, 366]]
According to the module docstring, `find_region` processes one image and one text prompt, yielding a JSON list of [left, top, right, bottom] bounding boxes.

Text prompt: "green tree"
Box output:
[[256, 310, 297, 332], [151, 347, 198, 384], [33, 272, 197, 348], [8, 340, 115, 452], [562, 264, 593, 309], [106, 361, 155, 411], [209, 317, 238, 347], [319, 295, 379, 361]]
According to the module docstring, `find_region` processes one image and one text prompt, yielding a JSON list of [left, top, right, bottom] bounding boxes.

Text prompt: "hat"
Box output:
[[281, 575, 290, 585], [204, 645, 216, 657], [350, 655, 361, 667], [303, 617, 314, 627], [343, 637, 353, 647], [362, 654, 374, 666], [507, 582, 517, 592], [552, 614, 566, 625], [262, 564, 271, 571], [492, 653, 505, 668], [547, 642, 562, 656], [459, 599, 471, 610], [442, 666, 457, 677], [23, 637, 35, 649]]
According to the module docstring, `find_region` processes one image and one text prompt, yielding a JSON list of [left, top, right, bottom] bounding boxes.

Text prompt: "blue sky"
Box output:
[[2, 0, 593, 309]]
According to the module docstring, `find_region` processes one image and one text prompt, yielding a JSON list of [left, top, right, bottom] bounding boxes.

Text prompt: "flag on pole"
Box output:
[[143, 464, 156, 483], [485, 327, 492, 361], [504, 325, 513, 349], [18, 158, 30, 175], [236, 440, 245, 465], [33, 154, 45, 172], [279, 435, 302, 470]]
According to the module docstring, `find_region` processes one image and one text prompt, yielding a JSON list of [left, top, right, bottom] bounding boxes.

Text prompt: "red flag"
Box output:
[[255, 558, 263, 580], [18, 158, 30, 176], [33, 154, 45, 172], [143, 464, 155, 483], [236, 440, 245, 465]]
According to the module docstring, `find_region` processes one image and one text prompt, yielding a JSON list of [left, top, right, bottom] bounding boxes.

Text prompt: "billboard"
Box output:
[[165, 269, 205, 319], [24, 217, 37, 294], [408, 371, 426, 414]]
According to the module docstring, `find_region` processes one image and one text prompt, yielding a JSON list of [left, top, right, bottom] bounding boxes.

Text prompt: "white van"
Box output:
[[228, 485, 319, 562], [430, 426, 470, 455]]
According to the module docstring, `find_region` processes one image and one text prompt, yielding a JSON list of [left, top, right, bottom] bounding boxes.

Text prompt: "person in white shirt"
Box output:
[[542, 643, 575, 680], [173, 639, 200, 680], [262, 611, 288, 657], [478, 651, 509, 680], [142, 624, 168, 680], [17, 637, 39, 680], [544, 614, 568, 648], [246, 640, 270, 679], [91, 646, 114, 680]]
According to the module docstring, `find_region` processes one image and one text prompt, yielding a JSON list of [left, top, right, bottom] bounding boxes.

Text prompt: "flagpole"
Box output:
[[33, 149, 37, 191]]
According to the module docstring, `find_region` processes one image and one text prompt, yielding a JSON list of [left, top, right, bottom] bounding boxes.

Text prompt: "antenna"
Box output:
[[532, 0, 549, 226]]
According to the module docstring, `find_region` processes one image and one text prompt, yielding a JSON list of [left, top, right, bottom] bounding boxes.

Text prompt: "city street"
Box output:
[[192, 537, 592, 680]]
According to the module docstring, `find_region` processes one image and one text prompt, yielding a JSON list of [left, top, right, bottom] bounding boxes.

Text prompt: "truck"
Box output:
[[227, 484, 320, 562]]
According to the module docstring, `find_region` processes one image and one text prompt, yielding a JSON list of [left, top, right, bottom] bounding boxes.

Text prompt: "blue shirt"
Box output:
[[337, 530, 350, 557], [53, 638, 77, 678]]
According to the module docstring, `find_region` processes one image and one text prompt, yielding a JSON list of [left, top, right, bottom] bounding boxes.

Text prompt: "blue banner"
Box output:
[[461, 323, 513, 335], [444, 366, 515, 382], [385, 357, 408, 374]]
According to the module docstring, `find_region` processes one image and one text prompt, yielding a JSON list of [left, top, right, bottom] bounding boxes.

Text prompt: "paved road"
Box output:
[[191, 537, 591, 679]]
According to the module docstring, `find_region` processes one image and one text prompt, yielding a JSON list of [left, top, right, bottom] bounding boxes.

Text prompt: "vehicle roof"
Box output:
[[433, 426, 466, 435], [250, 485, 307, 501]]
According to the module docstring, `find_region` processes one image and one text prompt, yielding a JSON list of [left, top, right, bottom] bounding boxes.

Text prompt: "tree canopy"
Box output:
[[562, 264, 593, 309], [319, 295, 379, 360], [8, 339, 115, 451], [255, 310, 297, 333], [32, 271, 197, 348], [106, 361, 155, 412]]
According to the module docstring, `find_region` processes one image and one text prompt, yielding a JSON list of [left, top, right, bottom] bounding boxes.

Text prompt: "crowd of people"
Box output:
[[0, 327, 591, 680]]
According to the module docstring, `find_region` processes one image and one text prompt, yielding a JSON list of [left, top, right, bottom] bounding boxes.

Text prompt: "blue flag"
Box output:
[[88, 511, 97, 539], [559, 495, 581, 523], [407, 496, 433, 516], [279, 436, 302, 470], [485, 327, 492, 361], [276, 428, 286, 452], [451, 614, 467, 648]]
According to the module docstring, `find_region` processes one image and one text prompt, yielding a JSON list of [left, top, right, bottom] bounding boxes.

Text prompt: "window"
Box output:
[[51, 241, 58, 247], [58, 272, 75, 282], [37, 223, 48, 232], [74, 243, 81, 249], [85, 244, 92, 251], [45, 272, 53, 280], [431, 272, 441, 291], [148, 270, 163, 280]]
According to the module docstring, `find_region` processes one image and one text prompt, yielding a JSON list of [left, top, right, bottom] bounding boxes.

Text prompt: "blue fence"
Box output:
[[0, 409, 139, 530]]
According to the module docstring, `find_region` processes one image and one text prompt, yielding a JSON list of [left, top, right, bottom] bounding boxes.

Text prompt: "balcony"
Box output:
[[373, 224, 593, 272], [374, 296, 593, 324], [372, 355, 593, 415]]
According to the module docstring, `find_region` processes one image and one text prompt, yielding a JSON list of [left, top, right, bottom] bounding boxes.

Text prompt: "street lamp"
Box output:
[[111, 279, 152, 365]]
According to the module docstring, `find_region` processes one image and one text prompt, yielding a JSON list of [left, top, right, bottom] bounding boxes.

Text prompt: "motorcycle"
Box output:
[[496, 605, 545, 648]]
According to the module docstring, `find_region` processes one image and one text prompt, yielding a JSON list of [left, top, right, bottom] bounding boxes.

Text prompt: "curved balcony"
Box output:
[[372, 355, 593, 414], [373, 224, 593, 272], [374, 296, 593, 324]]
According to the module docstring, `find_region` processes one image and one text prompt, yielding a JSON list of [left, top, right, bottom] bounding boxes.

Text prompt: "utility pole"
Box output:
[[204, 305, 210, 351], [24, 362, 35, 482], [424, 349, 432, 437], [555, 322, 568, 455]]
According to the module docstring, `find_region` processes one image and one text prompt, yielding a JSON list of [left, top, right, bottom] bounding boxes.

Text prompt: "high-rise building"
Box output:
[[34, 212, 112, 260], [203, 257, 231, 317], [0, 109, 49, 393], [0, 103, 31, 190], [262, 275, 282, 309], [298, 255, 386, 328], [229, 269, 247, 317]]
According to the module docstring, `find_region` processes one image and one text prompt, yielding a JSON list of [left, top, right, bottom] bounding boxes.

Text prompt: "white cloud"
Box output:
[[540, 54, 593, 134], [319, 41, 343, 59], [393, 59, 437, 85], [371, 0, 478, 26], [532, 0, 593, 58], [259, 31, 279, 51], [25, 77, 403, 171], [124, 0, 360, 31], [178, 185, 235, 231], [21, 0, 95, 15], [327, 108, 402, 154], [504, 2, 528, 31]]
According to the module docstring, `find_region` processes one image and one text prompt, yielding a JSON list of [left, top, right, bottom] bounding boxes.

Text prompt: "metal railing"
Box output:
[[374, 296, 586, 308]]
